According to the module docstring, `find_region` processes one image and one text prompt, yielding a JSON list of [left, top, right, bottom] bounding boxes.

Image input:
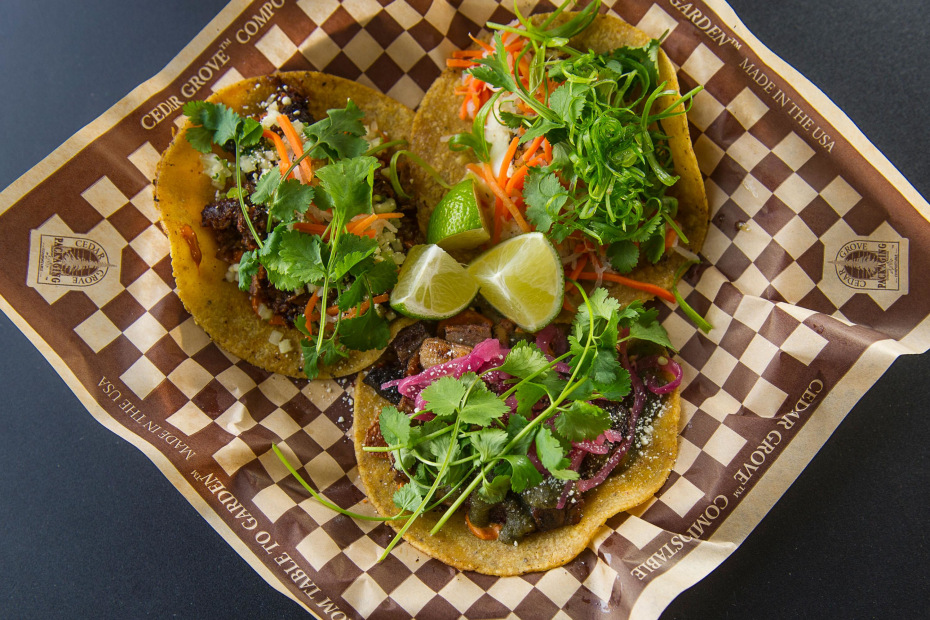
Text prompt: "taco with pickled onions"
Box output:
[[155, 72, 425, 379], [352, 291, 681, 576], [409, 1, 709, 314]]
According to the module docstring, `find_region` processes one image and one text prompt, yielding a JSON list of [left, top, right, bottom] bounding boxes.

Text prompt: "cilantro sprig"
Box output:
[[366, 286, 673, 559], [183, 99, 403, 379], [452, 0, 702, 272]]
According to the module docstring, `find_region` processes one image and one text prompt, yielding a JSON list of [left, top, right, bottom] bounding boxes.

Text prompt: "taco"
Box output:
[[155, 72, 423, 379], [409, 4, 708, 310], [352, 297, 680, 576]]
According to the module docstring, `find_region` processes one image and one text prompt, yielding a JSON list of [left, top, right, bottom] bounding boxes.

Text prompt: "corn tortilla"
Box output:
[[410, 13, 709, 307], [352, 379, 679, 576], [155, 72, 417, 378]]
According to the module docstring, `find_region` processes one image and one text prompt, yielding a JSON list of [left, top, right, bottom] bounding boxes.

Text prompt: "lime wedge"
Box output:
[[390, 244, 479, 320], [426, 179, 490, 251], [467, 232, 564, 332]]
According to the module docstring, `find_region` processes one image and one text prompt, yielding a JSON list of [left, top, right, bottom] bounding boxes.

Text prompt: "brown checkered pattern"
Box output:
[[2, 1, 930, 619]]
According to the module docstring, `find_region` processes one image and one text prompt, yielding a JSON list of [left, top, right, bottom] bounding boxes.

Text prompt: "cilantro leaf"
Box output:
[[393, 484, 423, 512], [315, 156, 378, 222], [497, 341, 549, 379], [503, 455, 543, 493], [513, 382, 547, 418], [589, 347, 623, 386], [332, 234, 378, 280], [379, 406, 410, 447], [259, 227, 307, 291], [594, 368, 632, 401], [239, 117, 263, 147], [471, 429, 508, 463], [335, 276, 366, 312], [300, 339, 345, 381], [236, 250, 259, 292], [420, 376, 467, 419], [185, 126, 215, 153], [607, 240, 640, 274], [550, 83, 588, 123], [250, 168, 281, 205], [339, 306, 391, 351], [478, 474, 511, 504], [506, 413, 534, 455], [524, 169, 568, 233], [304, 100, 368, 162], [626, 305, 675, 350], [535, 426, 578, 480], [458, 381, 509, 426], [554, 401, 611, 442], [361, 259, 399, 296], [276, 230, 326, 285], [252, 169, 315, 225]]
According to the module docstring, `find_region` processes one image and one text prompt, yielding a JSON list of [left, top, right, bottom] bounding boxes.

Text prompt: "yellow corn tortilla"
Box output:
[[155, 72, 417, 378], [352, 378, 679, 576], [410, 13, 709, 307]]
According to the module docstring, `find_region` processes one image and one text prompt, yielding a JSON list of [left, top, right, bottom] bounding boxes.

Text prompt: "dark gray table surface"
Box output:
[[1, 1, 928, 618]]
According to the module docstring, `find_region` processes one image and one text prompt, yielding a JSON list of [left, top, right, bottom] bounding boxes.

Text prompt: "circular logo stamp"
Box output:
[[831, 240, 900, 291], [37, 234, 110, 287]]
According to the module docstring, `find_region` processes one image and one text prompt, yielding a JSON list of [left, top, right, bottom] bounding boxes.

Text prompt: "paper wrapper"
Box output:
[[1, 1, 928, 618]]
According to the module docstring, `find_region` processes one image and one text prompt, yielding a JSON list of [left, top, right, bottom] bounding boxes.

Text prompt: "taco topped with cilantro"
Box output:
[[351, 290, 681, 576], [155, 72, 424, 379], [410, 1, 709, 312]]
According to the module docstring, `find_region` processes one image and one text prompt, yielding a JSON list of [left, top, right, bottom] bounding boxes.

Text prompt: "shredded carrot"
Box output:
[[482, 163, 530, 232], [452, 49, 485, 58], [492, 197, 503, 243], [277, 115, 315, 184], [505, 165, 529, 195], [465, 513, 502, 541], [576, 272, 676, 303], [304, 290, 320, 320], [563, 298, 577, 313], [251, 294, 261, 315], [498, 136, 520, 187], [665, 223, 679, 250], [293, 222, 329, 237], [268, 315, 285, 326], [263, 130, 294, 180], [348, 213, 379, 235], [326, 293, 390, 317], [447, 58, 478, 68], [522, 135, 545, 163], [565, 254, 588, 291], [542, 137, 552, 161], [469, 35, 494, 53]]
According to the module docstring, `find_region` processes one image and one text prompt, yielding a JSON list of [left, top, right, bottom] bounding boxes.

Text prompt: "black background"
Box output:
[[1, 1, 928, 618]]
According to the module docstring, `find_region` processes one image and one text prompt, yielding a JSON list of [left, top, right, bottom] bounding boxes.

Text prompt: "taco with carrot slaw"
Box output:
[[409, 1, 708, 311], [155, 72, 424, 379], [351, 291, 680, 575]]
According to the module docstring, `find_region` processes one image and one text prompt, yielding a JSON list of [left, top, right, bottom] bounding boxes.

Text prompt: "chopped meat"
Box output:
[[521, 477, 583, 533], [443, 323, 492, 347], [391, 322, 433, 364], [201, 197, 267, 262], [272, 82, 316, 125], [397, 396, 416, 415], [418, 338, 473, 369], [493, 319, 517, 347], [363, 365, 404, 405]]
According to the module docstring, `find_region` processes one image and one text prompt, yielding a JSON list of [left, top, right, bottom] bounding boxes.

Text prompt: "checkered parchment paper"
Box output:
[[2, 1, 929, 618]]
